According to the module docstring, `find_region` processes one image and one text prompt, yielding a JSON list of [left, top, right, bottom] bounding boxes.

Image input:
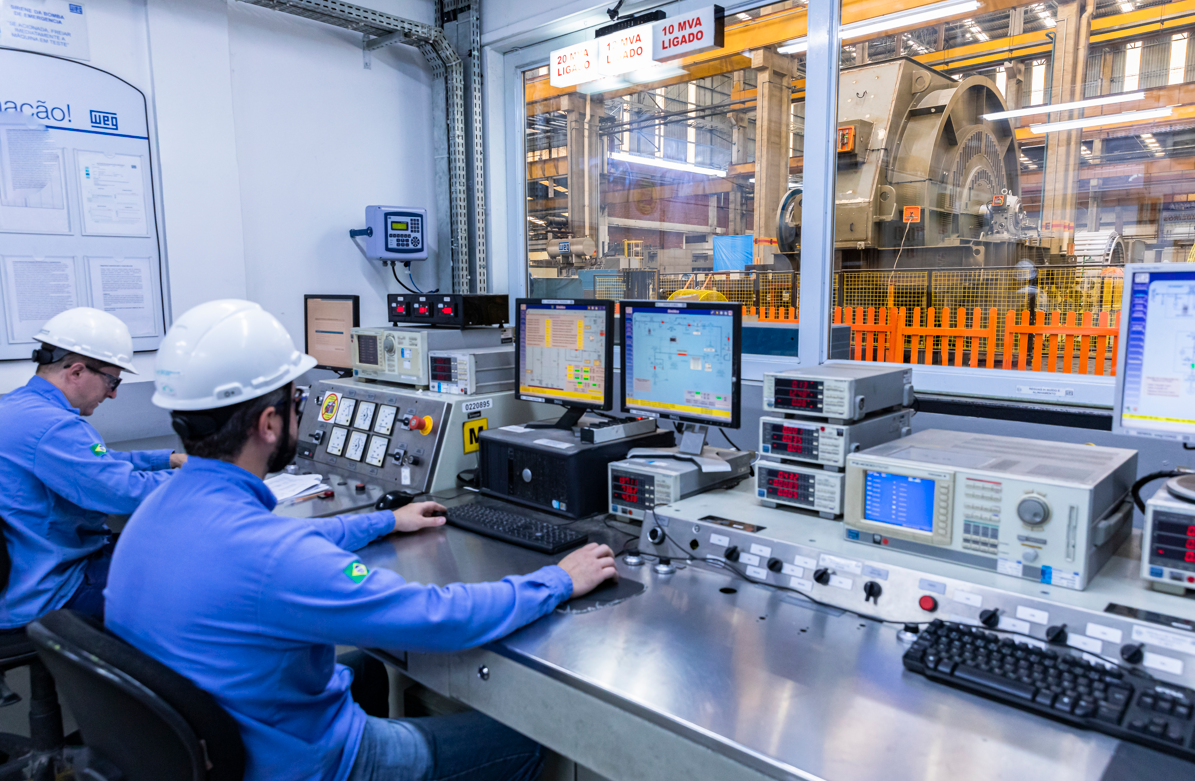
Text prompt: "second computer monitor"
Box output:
[[515, 299, 615, 411], [1114, 264, 1195, 442], [621, 300, 741, 429]]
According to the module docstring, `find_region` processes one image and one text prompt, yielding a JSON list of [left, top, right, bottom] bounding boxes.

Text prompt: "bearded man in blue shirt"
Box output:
[[105, 299, 617, 781]]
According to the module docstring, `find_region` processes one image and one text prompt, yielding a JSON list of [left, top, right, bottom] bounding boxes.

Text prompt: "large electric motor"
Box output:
[[779, 58, 1032, 269]]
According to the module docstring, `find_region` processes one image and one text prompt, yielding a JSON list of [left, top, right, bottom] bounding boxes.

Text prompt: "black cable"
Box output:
[[390, 262, 418, 294], [1131, 470, 1188, 512]]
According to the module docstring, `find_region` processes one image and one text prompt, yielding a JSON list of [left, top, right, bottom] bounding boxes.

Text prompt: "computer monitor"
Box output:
[[1114, 264, 1195, 443], [621, 300, 741, 453], [515, 299, 615, 429], [304, 295, 360, 374]]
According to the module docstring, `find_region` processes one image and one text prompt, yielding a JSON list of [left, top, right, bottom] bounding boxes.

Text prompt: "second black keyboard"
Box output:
[[904, 620, 1195, 762], [445, 504, 589, 555]]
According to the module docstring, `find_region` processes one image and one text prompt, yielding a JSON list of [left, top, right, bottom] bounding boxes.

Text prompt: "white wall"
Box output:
[[0, 0, 444, 397], [227, 2, 439, 338]]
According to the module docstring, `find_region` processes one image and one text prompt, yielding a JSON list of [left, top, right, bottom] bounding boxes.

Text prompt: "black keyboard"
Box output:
[[905, 620, 1195, 762], [445, 505, 588, 555]]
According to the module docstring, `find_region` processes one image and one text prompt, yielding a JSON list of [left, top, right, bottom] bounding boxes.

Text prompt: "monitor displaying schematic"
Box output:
[[1115, 264, 1195, 442], [305, 295, 360, 373], [515, 299, 614, 411], [621, 301, 741, 428]]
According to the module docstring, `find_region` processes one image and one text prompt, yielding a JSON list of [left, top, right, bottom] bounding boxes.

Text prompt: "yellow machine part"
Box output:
[[668, 289, 728, 302]]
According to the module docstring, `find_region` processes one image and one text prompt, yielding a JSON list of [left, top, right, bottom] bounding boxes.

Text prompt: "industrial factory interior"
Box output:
[[2, 0, 1195, 779]]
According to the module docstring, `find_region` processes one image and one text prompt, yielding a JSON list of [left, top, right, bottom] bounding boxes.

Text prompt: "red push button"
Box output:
[[919, 595, 939, 612]]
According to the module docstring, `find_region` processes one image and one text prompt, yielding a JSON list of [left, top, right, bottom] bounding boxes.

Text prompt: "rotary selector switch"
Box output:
[[1017, 494, 1051, 525], [383, 334, 397, 355]]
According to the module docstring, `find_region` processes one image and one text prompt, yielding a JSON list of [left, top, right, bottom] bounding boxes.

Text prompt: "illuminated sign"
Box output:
[[550, 40, 598, 88], [599, 26, 654, 77], [652, 6, 724, 62], [548, 5, 724, 88]]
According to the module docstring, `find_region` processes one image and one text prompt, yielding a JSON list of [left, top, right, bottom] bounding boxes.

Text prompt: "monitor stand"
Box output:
[[526, 405, 587, 431], [627, 424, 735, 473]]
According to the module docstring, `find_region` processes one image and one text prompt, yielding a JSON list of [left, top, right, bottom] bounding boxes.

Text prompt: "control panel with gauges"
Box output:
[[296, 377, 552, 498]]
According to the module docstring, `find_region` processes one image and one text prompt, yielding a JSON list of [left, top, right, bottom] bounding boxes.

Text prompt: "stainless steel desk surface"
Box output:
[[277, 488, 1191, 781]]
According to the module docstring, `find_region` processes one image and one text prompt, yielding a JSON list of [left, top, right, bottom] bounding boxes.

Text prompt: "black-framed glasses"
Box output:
[[84, 364, 122, 392], [293, 387, 307, 421]]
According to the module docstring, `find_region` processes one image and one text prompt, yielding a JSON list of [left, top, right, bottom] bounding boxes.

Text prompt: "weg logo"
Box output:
[[89, 111, 118, 131]]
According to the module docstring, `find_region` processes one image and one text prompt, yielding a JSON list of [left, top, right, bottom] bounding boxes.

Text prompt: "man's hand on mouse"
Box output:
[[558, 542, 618, 598], [390, 501, 447, 534]]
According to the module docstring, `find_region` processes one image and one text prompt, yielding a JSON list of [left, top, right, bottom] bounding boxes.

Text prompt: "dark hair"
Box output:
[[175, 385, 291, 461]]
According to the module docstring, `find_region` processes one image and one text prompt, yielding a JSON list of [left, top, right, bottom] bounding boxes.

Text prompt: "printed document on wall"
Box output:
[[0, 0, 91, 61], [0, 117, 69, 235], [2, 256, 78, 343], [87, 256, 154, 337], [75, 150, 147, 236]]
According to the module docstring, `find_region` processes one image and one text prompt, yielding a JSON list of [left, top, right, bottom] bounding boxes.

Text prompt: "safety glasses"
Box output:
[[84, 364, 122, 392]]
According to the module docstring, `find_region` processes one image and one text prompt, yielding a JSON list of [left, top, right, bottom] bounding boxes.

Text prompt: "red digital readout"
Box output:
[[780, 433, 806, 444], [778, 380, 821, 390]]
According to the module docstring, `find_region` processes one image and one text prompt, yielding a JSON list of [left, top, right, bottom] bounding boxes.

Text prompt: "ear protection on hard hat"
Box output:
[[31, 344, 70, 366]]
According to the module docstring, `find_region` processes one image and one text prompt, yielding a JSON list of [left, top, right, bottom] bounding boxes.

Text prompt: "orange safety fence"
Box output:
[[745, 306, 798, 322], [899, 307, 999, 369], [1002, 310, 1120, 375], [833, 306, 899, 362]]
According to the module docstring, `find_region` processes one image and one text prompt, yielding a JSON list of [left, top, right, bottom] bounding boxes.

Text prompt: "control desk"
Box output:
[[277, 478, 1195, 781]]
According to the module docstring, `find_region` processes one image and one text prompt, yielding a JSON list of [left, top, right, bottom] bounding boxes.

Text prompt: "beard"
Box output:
[[267, 415, 298, 473]]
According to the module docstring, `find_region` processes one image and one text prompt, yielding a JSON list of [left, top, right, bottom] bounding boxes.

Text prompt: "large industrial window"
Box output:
[[520, 0, 1195, 399]]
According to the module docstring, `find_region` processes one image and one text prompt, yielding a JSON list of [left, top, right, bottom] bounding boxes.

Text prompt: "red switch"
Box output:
[[918, 595, 938, 612]]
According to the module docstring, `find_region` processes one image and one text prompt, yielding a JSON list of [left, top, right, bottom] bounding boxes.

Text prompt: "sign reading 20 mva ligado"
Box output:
[[550, 5, 725, 89]]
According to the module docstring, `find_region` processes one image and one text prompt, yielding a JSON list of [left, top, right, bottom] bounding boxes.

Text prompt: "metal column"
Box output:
[[798, 0, 840, 366]]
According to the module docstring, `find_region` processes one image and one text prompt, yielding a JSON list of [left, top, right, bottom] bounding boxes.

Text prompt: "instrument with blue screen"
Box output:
[[844, 430, 1137, 591]]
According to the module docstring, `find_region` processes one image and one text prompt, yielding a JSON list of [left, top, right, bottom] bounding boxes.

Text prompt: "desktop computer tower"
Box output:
[[479, 425, 674, 519]]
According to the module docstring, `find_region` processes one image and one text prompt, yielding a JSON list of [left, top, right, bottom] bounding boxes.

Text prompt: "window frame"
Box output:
[[487, 0, 1118, 409]]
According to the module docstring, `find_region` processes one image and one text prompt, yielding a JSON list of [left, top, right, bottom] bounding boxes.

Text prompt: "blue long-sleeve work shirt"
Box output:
[[0, 376, 174, 628], [104, 457, 574, 781]]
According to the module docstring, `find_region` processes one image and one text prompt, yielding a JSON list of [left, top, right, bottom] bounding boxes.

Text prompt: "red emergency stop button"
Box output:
[[918, 595, 938, 612], [408, 415, 434, 435]]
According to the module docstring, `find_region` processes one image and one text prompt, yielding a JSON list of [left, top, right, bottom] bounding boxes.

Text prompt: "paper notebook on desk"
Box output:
[[265, 473, 326, 502]]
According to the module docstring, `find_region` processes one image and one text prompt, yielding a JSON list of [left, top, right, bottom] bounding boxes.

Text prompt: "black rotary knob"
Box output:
[[1045, 624, 1068, 644], [979, 609, 1000, 628], [813, 567, 831, 585], [767, 557, 784, 573], [1120, 643, 1145, 664], [724, 545, 740, 562], [863, 581, 883, 604]]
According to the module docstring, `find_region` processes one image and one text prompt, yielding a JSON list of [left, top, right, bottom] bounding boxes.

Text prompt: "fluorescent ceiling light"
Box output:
[[779, 0, 980, 52], [983, 91, 1144, 120], [1028, 106, 1173, 134], [610, 151, 727, 177], [625, 63, 687, 84], [578, 76, 628, 94], [736, 12, 752, 21]]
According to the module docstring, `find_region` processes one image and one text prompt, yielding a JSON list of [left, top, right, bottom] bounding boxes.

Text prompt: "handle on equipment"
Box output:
[[349, 227, 373, 238]]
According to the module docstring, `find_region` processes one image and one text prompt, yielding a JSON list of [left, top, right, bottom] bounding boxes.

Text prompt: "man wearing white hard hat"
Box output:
[[106, 299, 617, 781], [0, 307, 184, 630]]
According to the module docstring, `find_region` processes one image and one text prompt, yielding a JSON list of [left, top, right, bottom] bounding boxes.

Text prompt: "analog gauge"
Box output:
[[354, 401, 377, 430], [346, 431, 368, 462], [374, 405, 397, 435], [334, 397, 357, 427], [326, 427, 348, 457], [366, 436, 389, 467]]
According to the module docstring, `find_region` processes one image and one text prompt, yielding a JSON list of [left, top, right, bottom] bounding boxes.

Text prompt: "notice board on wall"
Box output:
[[0, 47, 165, 360]]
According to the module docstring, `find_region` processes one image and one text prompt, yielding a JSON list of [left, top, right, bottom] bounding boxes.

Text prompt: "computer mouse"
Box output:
[[375, 491, 414, 511]]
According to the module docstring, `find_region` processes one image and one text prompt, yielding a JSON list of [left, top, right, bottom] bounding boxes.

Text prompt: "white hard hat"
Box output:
[[34, 307, 138, 374], [152, 300, 316, 411]]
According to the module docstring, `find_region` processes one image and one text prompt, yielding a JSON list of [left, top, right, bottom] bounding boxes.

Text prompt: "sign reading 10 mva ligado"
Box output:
[[550, 5, 725, 89]]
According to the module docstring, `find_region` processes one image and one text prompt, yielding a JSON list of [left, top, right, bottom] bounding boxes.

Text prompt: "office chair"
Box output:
[[0, 527, 69, 781], [28, 609, 245, 781]]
